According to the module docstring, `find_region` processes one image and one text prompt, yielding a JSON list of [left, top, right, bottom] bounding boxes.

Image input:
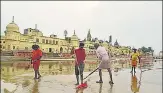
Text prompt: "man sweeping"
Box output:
[[74, 43, 86, 85], [94, 43, 114, 84], [31, 45, 42, 79]]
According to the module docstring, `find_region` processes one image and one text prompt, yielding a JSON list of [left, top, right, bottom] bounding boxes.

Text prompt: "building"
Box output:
[[0, 16, 79, 53], [1, 16, 132, 55]]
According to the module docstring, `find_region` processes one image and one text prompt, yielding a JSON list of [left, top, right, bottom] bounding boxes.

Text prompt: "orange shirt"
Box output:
[[32, 49, 42, 61]]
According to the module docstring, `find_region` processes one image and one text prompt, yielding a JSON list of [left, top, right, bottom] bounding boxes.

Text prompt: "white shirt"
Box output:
[[96, 46, 109, 60]]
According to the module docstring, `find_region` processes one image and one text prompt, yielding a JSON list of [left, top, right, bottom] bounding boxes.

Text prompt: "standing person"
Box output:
[[31, 45, 42, 79], [130, 49, 140, 73], [94, 43, 114, 84], [74, 43, 86, 85]]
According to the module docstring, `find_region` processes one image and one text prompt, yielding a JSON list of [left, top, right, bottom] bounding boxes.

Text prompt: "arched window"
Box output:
[[13, 46, 15, 49], [46, 40, 48, 44], [36, 38, 39, 42]]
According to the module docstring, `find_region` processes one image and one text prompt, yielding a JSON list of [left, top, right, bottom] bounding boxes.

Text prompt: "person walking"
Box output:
[[94, 43, 114, 84], [31, 45, 42, 79], [74, 43, 86, 85]]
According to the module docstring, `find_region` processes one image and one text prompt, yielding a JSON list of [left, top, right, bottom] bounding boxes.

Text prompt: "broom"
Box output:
[[76, 53, 112, 89], [76, 67, 99, 89]]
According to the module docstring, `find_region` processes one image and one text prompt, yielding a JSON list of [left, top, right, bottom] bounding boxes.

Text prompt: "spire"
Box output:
[[35, 24, 37, 30], [114, 39, 119, 47], [74, 30, 76, 35], [12, 16, 14, 23], [116, 39, 117, 42], [87, 29, 92, 41]]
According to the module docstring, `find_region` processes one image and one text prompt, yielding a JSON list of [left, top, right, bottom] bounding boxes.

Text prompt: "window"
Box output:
[[56, 41, 58, 45], [49, 40, 52, 44], [25, 47, 28, 50], [36, 38, 39, 42], [53, 40, 55, 45], [46, 40, 48, 44], [42, 39, 45, 43], [0, 41, 1, 43], [13, 46, 15, 49], [3, 46, 5, 49], [3, 41, 5, 43], [0, 45, 2, 48]]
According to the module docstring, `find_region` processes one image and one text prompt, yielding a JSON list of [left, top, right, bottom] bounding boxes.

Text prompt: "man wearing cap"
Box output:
[[94, 43, 114, 84], [74, 43, 86, 85], [31, 45, 42, 79]]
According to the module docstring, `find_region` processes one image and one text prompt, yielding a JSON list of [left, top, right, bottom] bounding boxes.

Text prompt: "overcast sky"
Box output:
[[1, 1, 162, 54]]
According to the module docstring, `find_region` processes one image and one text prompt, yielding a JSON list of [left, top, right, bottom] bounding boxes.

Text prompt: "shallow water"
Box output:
[[1, 60, 162, 93]]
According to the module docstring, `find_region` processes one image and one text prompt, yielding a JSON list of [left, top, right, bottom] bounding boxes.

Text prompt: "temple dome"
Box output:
[[71, 30, 78, 40], [6, 16, 19, 32]]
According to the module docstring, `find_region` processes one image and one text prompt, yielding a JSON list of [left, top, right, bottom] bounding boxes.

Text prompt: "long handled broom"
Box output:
[[76, 67, 99, 89]]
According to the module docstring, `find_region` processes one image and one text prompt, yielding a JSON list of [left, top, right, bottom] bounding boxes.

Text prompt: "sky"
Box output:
[[1, 1, 162, 54]]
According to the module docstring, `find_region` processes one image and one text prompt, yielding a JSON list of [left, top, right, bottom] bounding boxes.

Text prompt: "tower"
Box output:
[[109, 35, 112, 44], [71, 30, 79, 48], [87, 29, 92, 41], [114, 39, 119, 48], [5, 16, 21, 50]]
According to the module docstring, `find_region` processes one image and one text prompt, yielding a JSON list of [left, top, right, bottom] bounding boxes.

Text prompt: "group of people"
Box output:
[[73, 43, 114, 85], [30, 42, 141, 86]]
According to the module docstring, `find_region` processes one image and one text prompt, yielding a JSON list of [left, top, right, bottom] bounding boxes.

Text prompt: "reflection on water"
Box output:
[[99, 83, 103, 93], [30, 79, 41, 93], [131, 73, 142, 93], [108, 85, 113, 93], [1, 59, 155, 93]]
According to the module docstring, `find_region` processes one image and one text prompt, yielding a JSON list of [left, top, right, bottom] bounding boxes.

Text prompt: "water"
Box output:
[[1, 60, 162, 93]]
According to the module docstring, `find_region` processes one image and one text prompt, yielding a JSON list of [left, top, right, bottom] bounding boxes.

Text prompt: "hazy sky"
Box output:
[[1, 1, 162, 53]]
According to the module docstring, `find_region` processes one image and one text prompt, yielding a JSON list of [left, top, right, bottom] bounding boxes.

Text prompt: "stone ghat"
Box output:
[[1, 58, 132, 69]]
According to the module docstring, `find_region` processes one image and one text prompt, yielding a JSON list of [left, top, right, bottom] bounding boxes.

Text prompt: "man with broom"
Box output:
[[31, 44, 42, 79], [94, 43, 114, 84], [74, 42, 86, 85]]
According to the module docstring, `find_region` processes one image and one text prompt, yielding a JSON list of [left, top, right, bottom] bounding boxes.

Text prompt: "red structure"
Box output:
[[13, 50, 32, 58]]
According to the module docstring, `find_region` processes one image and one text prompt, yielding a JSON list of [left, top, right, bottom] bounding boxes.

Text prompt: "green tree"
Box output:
[[140, 46, 148, 53], [147, 47, 154, 55], [64, 30, 68, 39]]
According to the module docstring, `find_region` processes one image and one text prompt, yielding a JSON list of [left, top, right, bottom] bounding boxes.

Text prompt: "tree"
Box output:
[[140, 46, 148, 53], [105, 40, 109, 44], [140, 46, 154, 55], [64, 30, 68, 39], [95, 38, 98, 41], [99, 40, 103, 43], [147, 47, 154, 55]]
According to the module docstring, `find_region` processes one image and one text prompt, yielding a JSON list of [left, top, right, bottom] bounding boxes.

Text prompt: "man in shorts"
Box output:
[[94, 43, 114, 84], [74, 43, 86, 85]]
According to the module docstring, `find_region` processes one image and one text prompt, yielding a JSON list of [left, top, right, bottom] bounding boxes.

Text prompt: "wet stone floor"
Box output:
[[1, 60, 162, 93]]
